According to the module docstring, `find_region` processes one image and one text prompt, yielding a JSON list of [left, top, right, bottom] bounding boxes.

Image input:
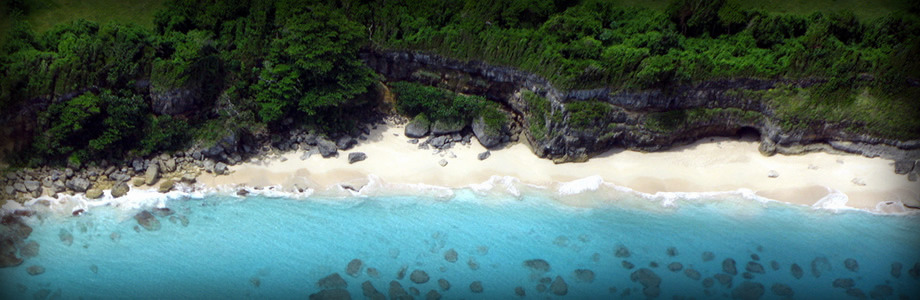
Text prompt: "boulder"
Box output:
[[891, 262, 902, 278], [791, 263, 804, 279], [745, 262, 765, 274], [574, 269, 595, 283], [524, 259, 550, 272], [550, 276, 568, 295], [158, 180, 175, 193], [714, 273, 733, 288], [467, 258, 480, 270], [308, 289, 351, 300], [214, 162, 228, 175], [767, 170, 779, 178], [317, 138, 338, 158], [24, 180, 40, 192], [134, 211, 161, 231], [844, 258, 859, 272], [723, 258, 738, 275], [477, 151, 491, 160], [111, 182, 129, 198], [362, 281, 386, 300], [438, 159, 448, 167], [615, 245, 631, 257], [410, 269, 430, 284], [346, 259, 363, 277], [396, 265, 407, 280], [894, 160, 914, 174], [181, 174, 197, 184], [630, 268, 660, 298], [317, 273, 348, 289], [405, 115, 431, 138], [388, 281, 410, 300], [731, 281, 765, 300], [668, 262, 684, 272], [444, 249, 458, 263], [430, 119, 466, 135], [472, 116, 503, 148], [26, 265, 45, 276], [336, 137, 357, 151], [811, 257, 831, 278], [622, 260, 635, 269], [85, 189, 103, 199], [833, 278, 855, 289], [684, 268, 701, 280], [59, 229, 73, 246], [869, 285, 894, 299], [514, 286, 525, 297], [348, 152, 367, 164], [470, 281, 484, 293], [133, 178, 145, 187], [366, 268, 380, 278], [425, 290, 441, 300], [162, 158, 177, 173], [702, 251, 715, 261], [66, 177, 91, 192], [145, 163, 160, 186], [427, 135, 449, 148], [666, 247, 679, 257], [438, 278, 450, 291]]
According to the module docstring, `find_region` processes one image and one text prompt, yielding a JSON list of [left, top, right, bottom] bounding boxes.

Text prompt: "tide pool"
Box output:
[[2, 189, 919, 299]]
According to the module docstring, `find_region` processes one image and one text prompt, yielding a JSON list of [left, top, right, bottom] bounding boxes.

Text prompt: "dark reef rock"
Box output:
[[723, 258, 738, 275], [514, 286, 525, 297], [470, 281, 484, 293], [444, 249, 458, 263], [362, 281, 385, 300], [347, 152, 367, 164], [346, 259, 363, 277], [630, 268, 661, 298], [58, 229, 73, 246], [388, 281, 411, 300], [133, 211, 161, 231], [891, 262, 902, 278], [791, 263, 804, 279], [811, 257, 831, 278], [396, 265, 407, 280], [622, 260, 635, 269], [366, 267, 380, 278], [317, 273, 347, 290], [574, 269, 595, 283], [702, 251, 715, 262], [770, 260, 780, 271], [732, 281, 765, 300], [550, 276, 568, 296], [703, 278, 715, 288], [467, 258, 479, 270], [771, 283, 794, 297], [425, 290, 440, 300], [667, 247, 679, 257], [20, 241, 39, 258], [684, 268, 702, 280], [309, 289, 351, 300], [410, 269, 430, 284], [615, 245, 631, 258], [668, 262, 684, 272], [438, 278, 450, 291], [833, 278, 855, 289], [524, 259, 550, 272], [844, 258, 859, 272], [869, 285, 893, 299], [26, 265, 45, 276], [746, 262, 765, 274], [714, 273, 733, 288], [846, 288, 866, 299]]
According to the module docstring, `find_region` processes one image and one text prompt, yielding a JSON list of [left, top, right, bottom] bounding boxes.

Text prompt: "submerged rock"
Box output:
[[844, 258, 859, 272], [910, 262, 920, 279], [667, 247, 679, 257], [771, 283, 794, 297], [731, 281, 765, 300], [467, 258, 480, 270], [309, 289, 351, 300], [833, 278, 855, 289], [791, 263, 804, 279], [630, 268, 661, 298], [444, 249, 458, 263], [396, 265, 407, 280], [550, 276, 568, 295], [615, 245, 631, 258], [524, 259, 550, 272], [714, 273, 733, 288], [152, 207, 174, 217], [869, 285, 893, 299], [622, 260, 635, 269], [891, 262, 902, 278], [361, 281, 386, 300], [425, 289, 441, 300], [347, 152, 367, 164], [811, 257, 831, 278], [438, 278, 450, 291], [746, 262, 765, 274], [133, 211, 161, 231], [846, 288, 866, 299], [574, 269, 595, 283], [470, 281, 484, 293], [388, 281, 410, 300], [703, 278, 715, 288], [59, 229, 73, 246], [346, 259, 363, 277], [26, 265, 45, 276], [770, 261, 780, 271], [684, 268, 702, 280], [90, 264, 98, 274], [20, 241, 39, 258], [366, 267, 380, 278], [317, 273, 347, 289], [723, 258, 738, 275], [408, 287, 420, 296], [514, 286, 525, 297], [702, 251, 715, 262], [668, 262, 684, 272], [250, 277, 260, 287], [410, 269, 430, 284]]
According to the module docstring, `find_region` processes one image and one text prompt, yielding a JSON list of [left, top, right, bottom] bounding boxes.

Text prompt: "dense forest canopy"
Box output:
[[0, 0, 918, 167]]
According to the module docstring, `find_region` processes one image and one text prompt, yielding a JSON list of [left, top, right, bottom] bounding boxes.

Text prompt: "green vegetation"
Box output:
[[644, 107, 763, 133], [390, 81, 506, 133], [0, 0, 918, 167]]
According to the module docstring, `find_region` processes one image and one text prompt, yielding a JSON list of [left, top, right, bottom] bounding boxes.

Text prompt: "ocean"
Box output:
[[2, 180, 919, 299]]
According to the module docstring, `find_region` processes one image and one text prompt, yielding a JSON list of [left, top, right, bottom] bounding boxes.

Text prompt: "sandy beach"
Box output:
[[198, 123, 920, 213]]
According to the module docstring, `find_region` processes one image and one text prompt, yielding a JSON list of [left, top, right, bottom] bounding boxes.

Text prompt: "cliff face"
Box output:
[[362, 50, 920, 162]]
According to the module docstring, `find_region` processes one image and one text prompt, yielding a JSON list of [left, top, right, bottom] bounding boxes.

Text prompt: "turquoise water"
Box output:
[[2, 189, 919, 299]]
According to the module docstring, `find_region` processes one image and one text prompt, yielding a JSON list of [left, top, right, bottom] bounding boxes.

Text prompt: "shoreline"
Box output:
[[192, 123, 919, 214]]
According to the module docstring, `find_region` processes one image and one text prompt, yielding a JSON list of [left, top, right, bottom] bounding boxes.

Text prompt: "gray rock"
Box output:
[[427, 135, 449, 148], [771, 283, 794, 297], [438, 159, 447, 167], [3, 185, 14, 195], [85, 189, 103, 199], [630, 268, 661, 298], [336, 136, 357, 151], [214, 162, 228, 175], [425, 290, 440, 300], [430, 119, 466, 135], [668, 262, 684, 272], [470, 281, 484, 293], [145, 163, 160, 186], [615, 245, 631, 257], [746, 262, 765, 274], [731, 281, 765, 300], [524, 259, 550, 272], [767, 170, 779, 178], [791, 263, 804, 279], [472, 116, 503, 148], [317, 138, 338, 158], [134, 211, 161, 231], [362, 281, 386, 300], [346, 259, 363, 277], [348, 152, 367, 164], [703, 251, 715, 261], [317, 273, 347, 289], [811, 257, 831, 278], [894, 160, 914, 174], [132, 159, 145, 173], [26, 265, 45, 276], [438, 278, 450, 291], [477, 151, 491, 160], [309, 289, 351, 300], [444, 249, 458, 263], [388, 281, 410, 300], [723, 258, 738, 275], [410, 269, 430, 284], [405, 116, 431, 138], [891, 262, 902, 278], [684, 268, 701, 280], [163, 158, 177, 173], [65, 177, 91, 192], [574, 269, 595, 283], [158, 180, 174, 193], [622, 260, 635, 269], [24, 180, 40, 192], [844, 258, 859, 272], [833, 278, 855, 289], [407, 139, 419, 144]]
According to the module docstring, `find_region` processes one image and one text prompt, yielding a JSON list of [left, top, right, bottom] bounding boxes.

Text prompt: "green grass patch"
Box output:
[[564, 100, 613, 130], [644, 107, 763, 133], [522, 90, 550, 140]]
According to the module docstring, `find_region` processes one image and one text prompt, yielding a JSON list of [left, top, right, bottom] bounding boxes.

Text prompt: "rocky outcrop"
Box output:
[[348, 152, 367, 164], [362, 50, 920, 164], [134, 211, 161, 231]]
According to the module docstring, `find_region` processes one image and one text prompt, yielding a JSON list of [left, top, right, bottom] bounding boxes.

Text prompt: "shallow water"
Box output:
[[2, 189, 919, 299]]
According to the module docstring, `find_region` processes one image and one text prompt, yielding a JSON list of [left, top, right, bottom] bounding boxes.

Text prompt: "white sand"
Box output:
[[198, 123, 920, 213]]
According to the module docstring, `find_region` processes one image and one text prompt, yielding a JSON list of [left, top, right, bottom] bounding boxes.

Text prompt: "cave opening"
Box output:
[[736, 126, 761, 142]]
